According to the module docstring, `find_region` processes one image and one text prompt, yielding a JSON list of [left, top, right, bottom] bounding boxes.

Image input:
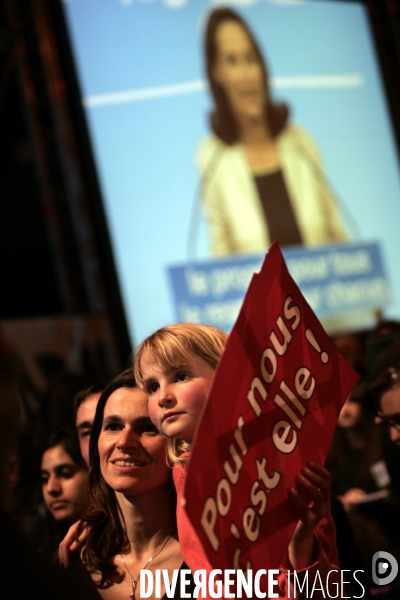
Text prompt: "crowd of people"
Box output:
[[2, 6, 400, 600], [1, 314, 400, 599]]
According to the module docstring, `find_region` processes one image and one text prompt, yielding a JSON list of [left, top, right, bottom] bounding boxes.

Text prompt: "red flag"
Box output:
[[183, 243, 359, 580]]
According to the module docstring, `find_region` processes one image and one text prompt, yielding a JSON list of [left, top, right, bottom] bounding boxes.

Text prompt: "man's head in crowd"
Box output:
[[367, 339, 400, 446], [74, 383, 106, 466]]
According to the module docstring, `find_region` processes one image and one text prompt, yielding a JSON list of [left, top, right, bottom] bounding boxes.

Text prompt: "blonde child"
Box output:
[[134, 323, 340, 597]]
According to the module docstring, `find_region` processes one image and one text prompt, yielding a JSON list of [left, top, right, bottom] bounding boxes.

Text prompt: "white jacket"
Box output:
[[197, 124, 349, 257]]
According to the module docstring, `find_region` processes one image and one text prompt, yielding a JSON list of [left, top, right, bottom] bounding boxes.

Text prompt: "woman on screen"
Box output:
[[198, 7, 349, 257]]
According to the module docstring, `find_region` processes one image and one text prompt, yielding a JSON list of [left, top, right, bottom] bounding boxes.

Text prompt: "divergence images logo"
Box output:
[[372, 551, 398, 586]]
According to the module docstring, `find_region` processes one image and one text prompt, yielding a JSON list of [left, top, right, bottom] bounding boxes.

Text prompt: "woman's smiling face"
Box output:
[[98, 387, 170, 496]]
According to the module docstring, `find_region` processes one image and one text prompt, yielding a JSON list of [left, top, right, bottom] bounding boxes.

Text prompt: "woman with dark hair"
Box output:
[[198, 7, 348, 256], [40, 428, 88, 558], [78, 370, 190, 599]]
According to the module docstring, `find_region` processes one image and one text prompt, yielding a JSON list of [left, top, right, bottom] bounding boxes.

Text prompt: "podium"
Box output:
[[168, 241, 391, 335]]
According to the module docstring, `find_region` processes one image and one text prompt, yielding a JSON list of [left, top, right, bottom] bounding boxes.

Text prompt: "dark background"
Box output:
[[0, 0, 131, 369]]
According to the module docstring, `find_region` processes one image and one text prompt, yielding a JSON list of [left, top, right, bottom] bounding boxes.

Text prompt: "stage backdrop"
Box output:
[[61, 0, 400, 346]]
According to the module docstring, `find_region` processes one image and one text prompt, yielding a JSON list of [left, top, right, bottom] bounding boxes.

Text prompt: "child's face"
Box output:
[[140, 351, 216, 444]]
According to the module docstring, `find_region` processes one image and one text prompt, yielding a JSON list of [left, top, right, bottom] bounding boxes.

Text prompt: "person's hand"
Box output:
[[338, 487, 366, 512], [288, 462, 331, 570], [58, 520, 87, 567]]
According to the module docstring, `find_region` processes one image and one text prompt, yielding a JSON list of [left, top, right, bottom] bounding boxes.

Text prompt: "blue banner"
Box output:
[[167, 242, 391, 334]]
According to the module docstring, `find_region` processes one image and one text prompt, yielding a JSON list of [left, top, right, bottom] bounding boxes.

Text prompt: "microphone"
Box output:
[[294, 138, 362, 240], [186, 143, 224, 260]]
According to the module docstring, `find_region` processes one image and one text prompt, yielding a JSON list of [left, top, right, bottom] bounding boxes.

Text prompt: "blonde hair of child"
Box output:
[[133, 323, 228, 464]]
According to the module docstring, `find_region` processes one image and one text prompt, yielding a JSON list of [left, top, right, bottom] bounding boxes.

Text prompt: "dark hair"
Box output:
[[204, 7, 289, 144], [326, 398, 384, 497], [365, 339, 400, 414], [40, 429, 88, 553], [73, 381, 109, 421], [43, 428, 87, 471], [80, 370, 141, 587]]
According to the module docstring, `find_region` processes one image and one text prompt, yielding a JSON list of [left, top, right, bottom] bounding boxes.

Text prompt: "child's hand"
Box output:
[[58, 520, 87, 567], [288, 462, 331, 570]]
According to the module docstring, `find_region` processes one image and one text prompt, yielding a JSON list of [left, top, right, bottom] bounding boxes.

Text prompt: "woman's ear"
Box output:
[[211, 59, 224, 88], [211, 65, 219, 86]]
